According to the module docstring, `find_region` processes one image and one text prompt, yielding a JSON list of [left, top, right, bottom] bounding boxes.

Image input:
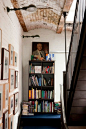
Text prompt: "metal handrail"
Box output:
[[60, 84, 69, 129]]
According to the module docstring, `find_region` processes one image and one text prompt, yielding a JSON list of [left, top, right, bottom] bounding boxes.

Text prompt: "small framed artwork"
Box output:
[[8, 115, 13, 129], [1, 48, 9, 80], [32, 42, 49, 60], [14, 92, 18, 115], [3, 84, 9, 108], [0, 85, 3, 119], [8, 44, 14, 66], [0, 123, 3, 129], [0, 29, 2, 64], [9, 69, 14, 92], [3, 110, 8, 129], [13, 51, 17, 66], [9, 95, 14, 114], [15, 71, 18, 88]]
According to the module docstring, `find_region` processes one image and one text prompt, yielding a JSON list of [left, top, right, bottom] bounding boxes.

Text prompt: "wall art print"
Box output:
[[8, 44, 14, 66], [0, 85, 3, 119], [1, 48, 9, 80], [3, 83, 9, 108], [14, 92, 18, 115], [9, 69, 14, 92], [3, 110, 8, 129]]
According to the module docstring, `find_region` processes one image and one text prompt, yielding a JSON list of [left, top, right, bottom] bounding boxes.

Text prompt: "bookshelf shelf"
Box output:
[[28, 60, 55, 114]]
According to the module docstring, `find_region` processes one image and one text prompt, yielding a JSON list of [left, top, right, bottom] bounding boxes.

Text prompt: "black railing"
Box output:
[[65, 0, 86, 121]]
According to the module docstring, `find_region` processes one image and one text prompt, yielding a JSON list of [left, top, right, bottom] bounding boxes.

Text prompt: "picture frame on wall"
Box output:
[[13, 51, 17, 66], [0, 29, 2, 65], [0, 85, 3, 119], [14, 92, 18, 115], [3, 110, 8, 129], [32, 42, 49, 60], [9, 69, 14, 92], [1, 48, 9, 80], [9, 95, 14, 114], [8, 115, 13, 129], [8, 44, 14, 66], [15, 71, 18, 88], [3, 84, 9, 108], [0, 123, 3, 129]]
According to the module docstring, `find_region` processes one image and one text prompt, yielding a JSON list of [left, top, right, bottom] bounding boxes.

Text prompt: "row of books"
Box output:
[[29, 65, 54, 74], [42, 90, 54, 99], [42, 65, 54, 74], [29, 75, 41, 86], [29, 88, 41, 99], [29, 75, 54, 86], [29, 89, 54, 99], [34, 101, 54, 113]]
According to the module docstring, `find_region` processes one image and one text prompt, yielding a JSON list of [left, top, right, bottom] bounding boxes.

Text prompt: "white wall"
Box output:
[[0, 0, 23, 128], [22, 28, 71, 101]]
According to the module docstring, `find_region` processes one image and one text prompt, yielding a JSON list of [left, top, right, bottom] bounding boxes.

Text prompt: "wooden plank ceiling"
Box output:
[[11, 0, 73, 33]]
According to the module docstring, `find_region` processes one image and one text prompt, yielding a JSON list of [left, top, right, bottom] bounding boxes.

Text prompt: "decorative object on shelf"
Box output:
[[14, 92, 19, 115], [32, 42, 49, 60], [8, 115, 13, 129], [8, 44, 14, 66], [35, 66, 41, 73], [1, 48, 9, 80], [9, 95, 14, 114], [9, 69, 14, 92], [0, 64, 1, 80], [0, 29, 2, 64], [22, 35, 40, 38], [46, 53, 55, 61], [3, 83, 9, 108], [54, 102, 61, 114], [0, 85, 3, 118], [0, 123, 3, 129], [47, 77, 51, 86], [3, 110, 8, 129], [15, 71, 18, 88], [13, 51, 17, 66]]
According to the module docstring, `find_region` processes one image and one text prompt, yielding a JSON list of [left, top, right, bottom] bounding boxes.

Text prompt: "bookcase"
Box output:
[[28, 60, 55, 114]]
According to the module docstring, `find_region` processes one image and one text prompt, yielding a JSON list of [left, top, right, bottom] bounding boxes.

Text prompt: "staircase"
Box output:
[[62, 0, 86, 128]]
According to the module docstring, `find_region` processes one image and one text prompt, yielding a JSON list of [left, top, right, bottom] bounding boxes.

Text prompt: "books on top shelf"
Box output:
[[29, 64, 41, 73], [42, 64, 54, 74]]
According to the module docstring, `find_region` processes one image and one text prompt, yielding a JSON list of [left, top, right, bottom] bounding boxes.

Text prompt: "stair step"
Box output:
[[80, 57, 86, 69], [74, 91, 86, 99], [68, 126, 86, 129], [71, 107, 86, 114], [78, 70, 86, 80], [72, 99, 86, 106], [76, 81, 86, 90]]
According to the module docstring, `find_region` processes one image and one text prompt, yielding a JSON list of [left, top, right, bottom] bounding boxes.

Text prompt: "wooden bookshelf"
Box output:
[[28, 60, 55, 113]]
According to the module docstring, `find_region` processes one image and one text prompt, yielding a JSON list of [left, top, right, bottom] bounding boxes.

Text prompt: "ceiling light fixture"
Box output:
[[22, 35, 40, 38], [7, 4, 37, 12]]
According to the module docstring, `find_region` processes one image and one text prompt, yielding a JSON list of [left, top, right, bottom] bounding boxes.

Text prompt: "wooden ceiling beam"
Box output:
[[11, 0, 28, 32]]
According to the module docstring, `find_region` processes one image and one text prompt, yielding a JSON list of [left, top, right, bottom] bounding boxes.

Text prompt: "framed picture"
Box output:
[[1, 48, 9, 80], [8, 44, 14, 66], [3, 84, 9, 108], [13, 51, 17, 66], [32, 42, 49, 60], [15, 71, 18, 88], [9, 95, 14, 114], [0, 64, 1, 80], [14, 92, 18, 115], [0, 123, 3, 129], [8, 115, 13, 129], [0, 85, 3, 119], [0, 29, 2, 64], [9, 69, 14, 92], [3, 110, 8, 129]]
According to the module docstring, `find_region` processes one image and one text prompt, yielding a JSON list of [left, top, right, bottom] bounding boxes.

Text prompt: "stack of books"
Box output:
[[22, 101, 34, 115]]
